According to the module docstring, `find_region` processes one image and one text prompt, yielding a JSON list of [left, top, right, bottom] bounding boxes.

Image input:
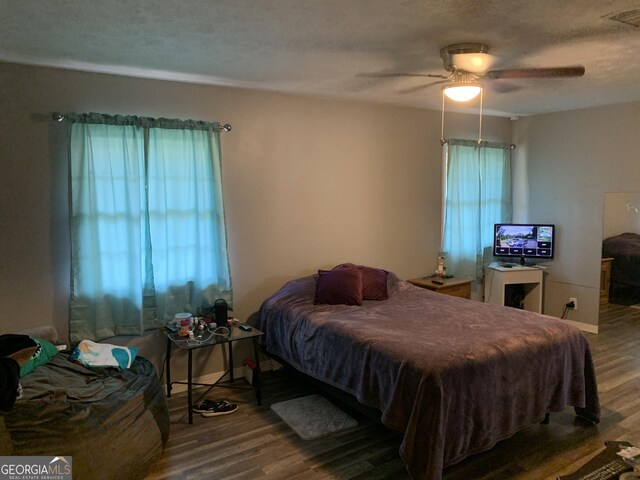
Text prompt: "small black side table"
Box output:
[[163, 325, 263, 424]]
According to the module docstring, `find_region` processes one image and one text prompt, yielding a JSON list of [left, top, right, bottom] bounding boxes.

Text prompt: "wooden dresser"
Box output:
[[408, 277, 472, 299], [600, 257, 613, 305]]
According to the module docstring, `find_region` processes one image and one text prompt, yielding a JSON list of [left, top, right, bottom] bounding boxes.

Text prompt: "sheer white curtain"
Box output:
[[68, 114, 232, 342], [442, 140, 512, 279]]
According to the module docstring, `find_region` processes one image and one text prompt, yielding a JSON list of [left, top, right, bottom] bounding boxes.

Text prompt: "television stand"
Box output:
[[484, 265, 543, 313]]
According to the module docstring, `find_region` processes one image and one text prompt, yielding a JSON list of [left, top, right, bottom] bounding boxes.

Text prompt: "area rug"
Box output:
[[271, 394, 358, 440]]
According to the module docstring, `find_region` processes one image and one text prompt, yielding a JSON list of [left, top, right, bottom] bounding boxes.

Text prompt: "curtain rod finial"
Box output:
[[222, 124, 232, 132], [52, 112, 64, 122]]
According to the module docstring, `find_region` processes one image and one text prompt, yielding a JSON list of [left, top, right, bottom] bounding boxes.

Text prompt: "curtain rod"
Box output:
[[51, 112, 232, 132], [441, 138, 516, 150]]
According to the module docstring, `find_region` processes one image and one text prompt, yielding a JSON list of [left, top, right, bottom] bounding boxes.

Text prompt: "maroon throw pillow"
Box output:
[[359, 266, 389, 300], [333, 263, 388, 300], [314, 268, 364, 306]]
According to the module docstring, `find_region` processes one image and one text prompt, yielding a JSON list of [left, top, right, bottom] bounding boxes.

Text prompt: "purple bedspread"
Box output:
[[256, 273, 600, 480]]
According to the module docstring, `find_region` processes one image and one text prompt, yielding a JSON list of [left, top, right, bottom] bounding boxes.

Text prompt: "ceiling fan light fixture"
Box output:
[[443, 84, 482, 102], [450, 52, 496, 74]]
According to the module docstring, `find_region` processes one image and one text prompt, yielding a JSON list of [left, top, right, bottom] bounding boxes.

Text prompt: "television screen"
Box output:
[[493, 224, 555, 261]]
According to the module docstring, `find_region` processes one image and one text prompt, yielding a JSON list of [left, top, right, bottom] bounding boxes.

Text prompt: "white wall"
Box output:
[[512, 101, 640, 329], [4, 60, 636, 368], [0, 61, 511, 374]]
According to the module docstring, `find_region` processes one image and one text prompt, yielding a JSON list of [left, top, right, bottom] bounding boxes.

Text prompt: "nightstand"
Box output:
[[408, 277, 472, 299], [163, 325, 263, 424], [600, 257, 613, 305]]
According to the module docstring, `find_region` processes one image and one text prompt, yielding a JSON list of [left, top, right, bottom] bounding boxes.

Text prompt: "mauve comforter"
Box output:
[[256, 273, 600, 480]]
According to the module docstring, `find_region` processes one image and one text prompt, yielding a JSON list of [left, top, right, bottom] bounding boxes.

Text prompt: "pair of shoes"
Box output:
[[201, 399, 238, 417], [193, 399, 217, 413], [193, 399, 238, 417]]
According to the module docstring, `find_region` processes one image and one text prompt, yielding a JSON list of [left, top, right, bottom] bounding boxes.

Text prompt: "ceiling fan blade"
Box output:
[[356, 72, 448, 79], [399, 80, 448, 94], [485, 66, 585, 80]]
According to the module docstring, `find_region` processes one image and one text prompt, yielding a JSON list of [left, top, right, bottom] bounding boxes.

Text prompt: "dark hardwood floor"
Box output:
[[146, 303, 640, 480]]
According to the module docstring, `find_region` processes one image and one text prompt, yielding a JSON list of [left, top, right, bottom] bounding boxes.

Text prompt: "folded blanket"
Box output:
[[0, 357, 20, 411], [0, 334, 37, 357]]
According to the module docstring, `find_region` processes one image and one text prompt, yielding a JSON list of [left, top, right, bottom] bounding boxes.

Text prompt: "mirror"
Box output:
[[601, 192, 640, 309]]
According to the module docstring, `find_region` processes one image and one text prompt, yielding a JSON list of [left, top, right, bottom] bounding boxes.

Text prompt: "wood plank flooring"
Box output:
[[146, 304, 640, 480]]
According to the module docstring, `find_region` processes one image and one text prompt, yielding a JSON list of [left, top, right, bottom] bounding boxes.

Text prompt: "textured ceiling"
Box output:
[[2, 0, 640, 116]]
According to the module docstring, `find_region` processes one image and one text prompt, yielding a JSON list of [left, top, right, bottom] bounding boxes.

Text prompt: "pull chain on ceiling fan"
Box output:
[[357, 42, 586, 145]]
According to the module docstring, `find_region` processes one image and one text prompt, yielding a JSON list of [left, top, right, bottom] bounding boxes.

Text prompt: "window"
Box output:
[[442, 139, 512, 279], [68, 114, 232, 342]]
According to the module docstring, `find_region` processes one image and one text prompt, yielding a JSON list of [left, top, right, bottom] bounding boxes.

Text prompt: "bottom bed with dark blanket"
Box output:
[[0, 334, 169, 480], [256, 271, 600, 480]]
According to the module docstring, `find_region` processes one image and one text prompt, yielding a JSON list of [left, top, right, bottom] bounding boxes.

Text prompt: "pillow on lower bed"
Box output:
[[19, 337, 60, 377], [314, 267, 364, 306], [69, 339, 138, 370], [333, 263, 389, 300]]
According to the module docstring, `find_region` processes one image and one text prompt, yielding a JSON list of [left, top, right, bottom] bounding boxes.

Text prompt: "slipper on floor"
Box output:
[[201, 399, 238, 417]]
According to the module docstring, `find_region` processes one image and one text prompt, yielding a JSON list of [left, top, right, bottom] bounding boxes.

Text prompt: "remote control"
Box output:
[[238, 323, 252, 331], [432, 279, 444, 285]]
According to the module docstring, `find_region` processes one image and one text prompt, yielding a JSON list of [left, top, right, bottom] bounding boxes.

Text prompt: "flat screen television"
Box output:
[[493, 223, 555, 265]]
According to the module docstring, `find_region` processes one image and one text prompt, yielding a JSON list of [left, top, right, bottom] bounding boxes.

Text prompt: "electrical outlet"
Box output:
[[569, 297, 578, 310]]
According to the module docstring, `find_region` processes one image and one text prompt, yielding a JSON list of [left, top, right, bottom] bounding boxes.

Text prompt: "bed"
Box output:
[[255, 266, 600, 480], [602, 232, 640, 300], [0, 326, 169, 480]]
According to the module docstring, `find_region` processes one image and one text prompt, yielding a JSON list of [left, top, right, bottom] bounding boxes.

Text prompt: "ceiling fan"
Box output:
[[360, 43, 585, 102]]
